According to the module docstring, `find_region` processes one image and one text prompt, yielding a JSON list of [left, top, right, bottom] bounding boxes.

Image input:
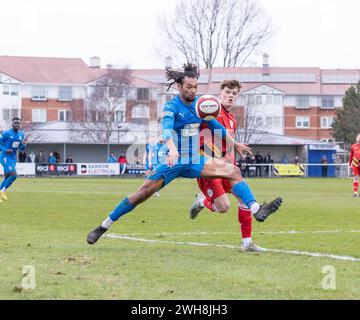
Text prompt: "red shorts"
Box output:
[[197, 178, 232, 201], [352, 166, 360, 176]]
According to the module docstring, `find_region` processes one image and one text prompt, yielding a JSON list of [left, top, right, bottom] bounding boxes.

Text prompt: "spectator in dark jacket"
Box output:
[[19, 151, 27, 163], [66, 155, 74, 163], [35, 151, 46, 163], [264, 152, 274, 177], [254, 152, 263, 177]]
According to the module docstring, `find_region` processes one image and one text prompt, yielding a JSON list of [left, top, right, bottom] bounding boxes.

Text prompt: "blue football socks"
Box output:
[[232, 181, 256, 208], [109, 197, 136, 221]]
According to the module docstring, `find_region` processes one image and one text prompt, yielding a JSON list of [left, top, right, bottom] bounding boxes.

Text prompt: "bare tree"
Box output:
[[236, 98, 267, 144], [77, 67, 132, 155], [158, 0, 273, 69]]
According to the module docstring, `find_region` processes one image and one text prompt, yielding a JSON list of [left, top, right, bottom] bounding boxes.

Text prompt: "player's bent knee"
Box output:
[[231, 166, 242, 179], [214, 201, 231, 213]]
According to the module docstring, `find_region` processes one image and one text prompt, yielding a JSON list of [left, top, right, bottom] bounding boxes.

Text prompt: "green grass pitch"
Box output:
[[0, 177, 359, 299]]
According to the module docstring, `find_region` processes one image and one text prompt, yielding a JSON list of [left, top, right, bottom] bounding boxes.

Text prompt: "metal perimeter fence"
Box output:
[[1, 162, 356, 179]]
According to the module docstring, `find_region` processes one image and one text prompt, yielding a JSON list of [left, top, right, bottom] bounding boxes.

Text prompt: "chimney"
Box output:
[[89, 56, 101, 68], [262, 53, 270, 76], [165, 56, 173, 69]]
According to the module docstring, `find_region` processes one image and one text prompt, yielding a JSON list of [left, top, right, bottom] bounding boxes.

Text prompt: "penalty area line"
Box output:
[[104, 233, 360, 262]]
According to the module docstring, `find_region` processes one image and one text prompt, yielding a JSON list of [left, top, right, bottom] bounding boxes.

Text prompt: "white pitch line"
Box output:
[[103, 229, 360, 236], [104, 233, 360, 262]]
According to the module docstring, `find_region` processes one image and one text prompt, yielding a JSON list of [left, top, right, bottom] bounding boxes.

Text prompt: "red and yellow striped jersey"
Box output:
[[349, 143, 360, 167], [200, 106, 237, 164]]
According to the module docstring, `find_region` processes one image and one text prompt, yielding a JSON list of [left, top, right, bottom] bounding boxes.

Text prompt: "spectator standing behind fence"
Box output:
[[27, 151, 35, 163], [281, 153, 289, 164], [320, 155, 328, 177], [246, 155, 256, 178], [264, 152, 274, 177], [48, 152, 56, 164], [118, 153, 127, 176], [107, 153, 117, 163], [66, 155, 74, 163], [335, 155, 343, 178], [254, 152, 263, 177], [293, 156, 300, 165], [35, 151, 45, 163], [19, 150, 27, 163], [53, 151, 60, 163], [237, 155, 246, 177]]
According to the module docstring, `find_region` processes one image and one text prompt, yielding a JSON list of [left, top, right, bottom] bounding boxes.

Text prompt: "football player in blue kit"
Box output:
[[0, 117, 26, 202], [143, 136, 166, 197], [87, 63, 282, 244]]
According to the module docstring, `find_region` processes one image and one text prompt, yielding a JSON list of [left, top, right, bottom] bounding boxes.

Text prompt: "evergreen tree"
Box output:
[[332, 81, 360, 147]]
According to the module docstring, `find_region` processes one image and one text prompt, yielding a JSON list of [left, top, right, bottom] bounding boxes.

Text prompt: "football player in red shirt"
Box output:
[[349, 133, 360, 197], [189, 80, 264, 252]]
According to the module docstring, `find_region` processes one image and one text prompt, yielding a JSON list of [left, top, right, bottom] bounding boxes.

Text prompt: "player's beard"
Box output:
[[184, 94, 195, 103]]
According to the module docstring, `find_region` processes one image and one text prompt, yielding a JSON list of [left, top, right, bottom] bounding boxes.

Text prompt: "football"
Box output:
[[195, 95, 221, 120]]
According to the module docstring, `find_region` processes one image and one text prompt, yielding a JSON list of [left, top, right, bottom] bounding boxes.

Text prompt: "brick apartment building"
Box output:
[[1, 54, 359, 145]]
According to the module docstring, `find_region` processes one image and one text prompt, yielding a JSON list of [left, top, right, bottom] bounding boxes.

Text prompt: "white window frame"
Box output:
[[265, 95, 273, 105], [2, 108, 20, 121], [296, 95, 310, 109], [10, 84, 19, 96], [31, 87, 47, 101], [296, 116, 310, 128], [255, 95, 263, 105], [58, 110, 72, 122], [321, 95, 335, 109], [115, 110, 125, 123], [58, 86, 73, 101], [246, 95, 255, 106], [32, 109, 47, 122], [136, 88, 150, 102], [320, 116, 334, 129], [132, 105, 150, 119], [3, 84, 9, 95]]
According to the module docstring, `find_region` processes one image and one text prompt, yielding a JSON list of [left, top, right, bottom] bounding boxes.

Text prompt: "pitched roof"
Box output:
[[0, 56, 101, 84], [25, 121, 157, 144]]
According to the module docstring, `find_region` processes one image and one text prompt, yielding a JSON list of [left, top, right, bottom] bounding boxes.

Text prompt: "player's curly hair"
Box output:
[[165, 62, 200, 91]]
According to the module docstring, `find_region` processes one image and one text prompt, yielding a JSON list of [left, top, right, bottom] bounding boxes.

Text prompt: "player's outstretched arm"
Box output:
[[349, 146, 354, 166], [0, 132, 9, 153], [205, 119, 252, 156], [161, 103, 179, 167]]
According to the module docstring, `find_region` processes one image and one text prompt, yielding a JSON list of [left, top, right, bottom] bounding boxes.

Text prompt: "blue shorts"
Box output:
[[0, 156, 17, 174], [147, 155, 208, 187]]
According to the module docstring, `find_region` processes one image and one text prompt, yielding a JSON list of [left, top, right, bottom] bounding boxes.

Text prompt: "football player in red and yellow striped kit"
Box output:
[[349, 133, 360, 197], [189, 80, 264, 252]]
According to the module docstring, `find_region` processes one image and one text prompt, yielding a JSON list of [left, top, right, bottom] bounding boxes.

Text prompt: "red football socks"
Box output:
[[238, 207, 252, 239], [354, 180, 359, 193]]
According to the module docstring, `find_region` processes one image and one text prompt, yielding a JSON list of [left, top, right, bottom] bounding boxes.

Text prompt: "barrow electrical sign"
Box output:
[[77, 163, 120, 176]]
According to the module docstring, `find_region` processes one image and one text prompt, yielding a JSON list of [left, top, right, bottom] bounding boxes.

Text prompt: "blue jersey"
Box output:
[[162, 95, 201, 163], [162, 95, 227, 164], [0, 129, 26, 161]]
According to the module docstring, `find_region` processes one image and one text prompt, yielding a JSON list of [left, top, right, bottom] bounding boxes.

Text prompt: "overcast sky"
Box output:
[[1, 0, 359, 69]]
